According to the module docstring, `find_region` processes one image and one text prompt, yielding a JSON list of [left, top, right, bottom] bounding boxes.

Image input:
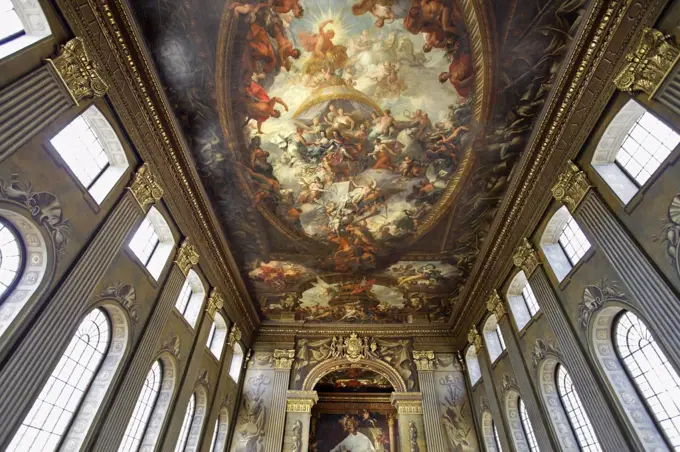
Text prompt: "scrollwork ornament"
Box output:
[[579, 278, 627, 330], [467, 326, 483, 351], [129, 163, 164, 212], [614, 28, 680, 96], [196, 369, 210, 388], [412, 350, 436, 371], [206, 289, 224, 318], [513, 238, 540, 275], [532, 338, 560, 370], [227, 325, 242, 348], [46, 37, 108, 104], [274, 349, 295, 369], [551, 161, 591, 212], [501, 374, 518, 394], [160, 335, 181, 361], [97, 282, 137, 324], [175, 239, 199, 276], [486, 290, 506, 320]]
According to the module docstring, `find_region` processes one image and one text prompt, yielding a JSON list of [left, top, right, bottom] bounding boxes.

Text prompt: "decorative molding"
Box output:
[[128, 163, 163, 212], [501, 374, 518, 394], [273, 349, 295, 370], [174, 239, 199, 276], [96, 282, 137, 324], [614, 28, 680, 97], [658, 193, 680, 278], [480, 397, 490, 413], [551, 161, 591, 213], [196, 368, 210, 388], [46, 37, 108, 105], [409, 421, 420, 452], [206, 288, 224, 318], [159, 335, 181, 361], [412, 350, 436, 371], [286, 390, 319, 413], [467, 327, 483, 351], [291, 419, 302, 452], [486, 290, 505, 320], [0, 175, 72, 258], [513, 238, 540, 275], [579, 279, 627, 330], [531, 338, 560, 370], [390, 392, 423, 414], [227, 325, 241, 348], [329, 333, 379, 362]]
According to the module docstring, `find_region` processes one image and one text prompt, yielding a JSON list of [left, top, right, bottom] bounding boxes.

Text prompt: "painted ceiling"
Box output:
[[131, 0, 586, 326]]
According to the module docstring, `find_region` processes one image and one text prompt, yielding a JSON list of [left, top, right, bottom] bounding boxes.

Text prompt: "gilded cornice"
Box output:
[[286, 390, 318, 413], [451, 0, 663, 344], [46, 37, 108, 105], [390, 392, 423, 414], [256, 325, 456, 338], [54, 0, 259, 337]]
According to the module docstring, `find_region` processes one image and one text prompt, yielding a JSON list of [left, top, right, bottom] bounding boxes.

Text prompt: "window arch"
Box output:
[[0, 217, 22, 300], [229, 343, 245, 382], [207, 313, 228, 359], [615, 311, 680, 448], [183, 384, 208, 452], [8, 308, 113, 451], [481, 410, 500, 452], [0, 0, 51, 60], [503, 389, 533, 452], [175, 270, 205, 328], [483, 315, 505, 362], [493, 422, 504, 452], [506, 271, 540, 330], [556, 364, 602, 451], [209, 406, 229, 452], [465, 345, 481, 385], [175, 393, 195, 452], [541, 206, 591, 281], [519, 399, 539, 452], [50, 106, 130, 205], [592, 99, 679, 204], [128, 206, 174, 280]]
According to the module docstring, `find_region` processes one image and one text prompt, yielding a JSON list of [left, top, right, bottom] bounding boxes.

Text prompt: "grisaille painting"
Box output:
[[132, 0, 586, 325], [314, 412, 391, 452]]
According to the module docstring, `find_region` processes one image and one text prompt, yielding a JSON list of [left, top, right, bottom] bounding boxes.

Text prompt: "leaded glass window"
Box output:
[[556, 365, 601, 451], [119, 361, 162, 451]]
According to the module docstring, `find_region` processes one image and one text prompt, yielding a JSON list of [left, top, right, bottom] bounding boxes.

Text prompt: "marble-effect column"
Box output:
[[391, 392, 426, 452], [264, 349, 295, 452], [413, 350, 447, 452], [282, 390, 318, 452]]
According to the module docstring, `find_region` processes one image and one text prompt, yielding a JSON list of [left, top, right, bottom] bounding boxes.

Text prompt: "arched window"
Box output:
[[175, 270, 205, 328], [0, 0, 51, 60], [592, 99, 680, 204], [8, 308, 110, 452], [210, 406, 229, 452], [481, 411, 499, 452], [556, 365, 602, 451], [0, 218, 22, 301], [493, 422, 504, 452], [519, 398, 539, 452], [541, 206, 591, 281], [208, 419, 219, 452], [506, 271, 540, 330], [229, 343, 244, 382], [120, 361, 162, 451], [50, 106, 129, 205], [465, 345, 481, 385], [483, 315, 505, 362], [615, 311, 680, 448], [207, 313, 228, 359], [129, 207, 174, 280], [175, 393, 195, 452]]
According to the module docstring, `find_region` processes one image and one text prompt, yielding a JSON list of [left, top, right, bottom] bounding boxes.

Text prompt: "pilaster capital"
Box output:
[[174, 239, 199, 276], [274, 349, 295, 370], [513, 238, 540, 275], [390, 392, 423, 414], [46, 37, 108, 105], [467, 326, 483, 351], [486, 290, 506, 320], [129, 163, 164, 212], [206, 289, 224, 318], [412, 350, 436, 371], [551, 161, 591, 212], [227, 325, 242, 348], [286, 390, 318, 412], [614, 28, 680, 96]]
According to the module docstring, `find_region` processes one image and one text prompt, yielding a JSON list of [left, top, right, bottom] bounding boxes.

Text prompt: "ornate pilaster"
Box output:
[[283, 391, 318, 452], [391, 393, 425, 452], [486, 290, 505, 320], [174, 239, 199, 276], [265, 349, 295, 452], [614, 28, 680, 97], [551, 161, 591, 213], [128, 163, 164, 212], [46, 37, 108, 105], [227, 325, 242, 348], [467, 326, 483, 351], [274, 349, 295, 370], [513, 238, 540, 276], [412, 350, 435, 371], [205, 289, 224, 319], [413, 351, 446, 451]]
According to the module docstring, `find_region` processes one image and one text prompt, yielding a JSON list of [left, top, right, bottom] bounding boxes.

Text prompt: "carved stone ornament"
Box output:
[[46, 37, 108, 105], [390, 392, 423, 414], [658, 193, 680, 279], [196, 369, 210, 388], [175, 239, 199, 276], [227, 325, 242, 348], [129, 163, 164, 211], [286, 390, 318, 413], [409, 422, 420, 452], [329, 333, 379, 362], [614, 28, 680, 96], [579, 278, 627, 330], [160, 335, 181, 361], [532, 338, 560, 370], [412, 350, 436, 371], [274, 349, 295, 370], [486, 290, 506, 320], [480, 398, 490, 413], [513, 238, 540, 275], [97, 282, 137, 324], [501, 374, 518, 394], [551, 161, 591, 213], [291, 419, 303, 452], [467, 327, 483, 351], [206, 288, 224, 318]]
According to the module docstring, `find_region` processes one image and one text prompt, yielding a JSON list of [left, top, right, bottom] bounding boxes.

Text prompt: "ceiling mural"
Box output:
[[132, 0, 587, 326], [316, 368, 393, 393]]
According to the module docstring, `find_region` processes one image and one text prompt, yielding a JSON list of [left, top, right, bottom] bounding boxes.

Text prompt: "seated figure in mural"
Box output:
[[330, 415, 376, 452], [299, 20, 349, 74]]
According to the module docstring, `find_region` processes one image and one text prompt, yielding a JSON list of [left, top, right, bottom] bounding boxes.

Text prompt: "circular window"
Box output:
[[0, 219, 23, 301]]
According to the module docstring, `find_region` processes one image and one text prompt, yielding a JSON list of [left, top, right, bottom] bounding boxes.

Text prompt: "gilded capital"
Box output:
[[286, 390, 318, 412], [551, 161, 591, 212], [486, 290, 506, 320], [129, 163, 163, 211], [274, 349, 295, 369], [513, 238, 540, 275], [227, 325, 241, 348], [468, 326, 483, 351], [390, 392, 423, 414], [412, 350, 436, 371], [206, 289, 224, 318], [47, 37, 108, 105], [175, 239, 199, 276], [614, 28, 680, 96]]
